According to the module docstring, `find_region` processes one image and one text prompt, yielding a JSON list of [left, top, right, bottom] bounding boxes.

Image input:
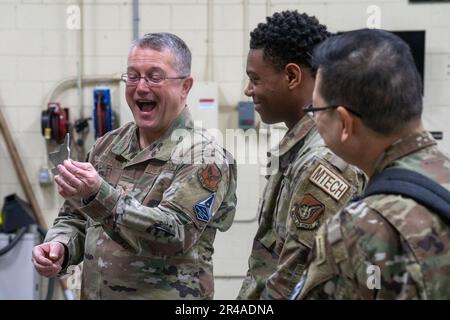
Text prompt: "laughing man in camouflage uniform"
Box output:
[[237, 11, 367, 300], [31, 33, 237, 299], [293, 29, 450, 300]]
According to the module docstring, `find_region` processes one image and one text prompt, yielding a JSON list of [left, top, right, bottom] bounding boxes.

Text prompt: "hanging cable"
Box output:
[[0, 227, 27, 256]]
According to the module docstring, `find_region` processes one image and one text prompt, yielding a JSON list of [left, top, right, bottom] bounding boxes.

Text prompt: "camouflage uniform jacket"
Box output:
[[44, 108, 237, 299], [295, 131, 450, 299], [237, 115, 367, 299]]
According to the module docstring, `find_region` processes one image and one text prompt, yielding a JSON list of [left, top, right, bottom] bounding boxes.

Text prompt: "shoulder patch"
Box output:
[[193, 193, 216, 223], [290, 193, 325, 229], [309, 164, 350, 201], [198, 164, 222, 192]]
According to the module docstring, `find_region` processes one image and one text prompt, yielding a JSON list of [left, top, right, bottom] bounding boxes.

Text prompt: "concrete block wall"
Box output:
[[1, 0, 450, 299]]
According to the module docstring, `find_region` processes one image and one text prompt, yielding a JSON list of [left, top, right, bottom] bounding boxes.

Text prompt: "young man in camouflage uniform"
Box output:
[[237, 11, 367, 300], [31, 33, 237, 299], [293, 29, 450, 299]]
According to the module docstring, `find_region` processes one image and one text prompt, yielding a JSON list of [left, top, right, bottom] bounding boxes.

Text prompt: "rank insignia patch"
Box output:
[[315, 234, 327, 265], [193, 193, 216, 223], [290, 193, 325, 229], [198, 164, 222, 192]]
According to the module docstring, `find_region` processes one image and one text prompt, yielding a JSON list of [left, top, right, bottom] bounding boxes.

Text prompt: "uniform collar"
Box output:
[[112, 107, 194, 164], [373, 131, 436, 175], [272, 114, 316, 157]]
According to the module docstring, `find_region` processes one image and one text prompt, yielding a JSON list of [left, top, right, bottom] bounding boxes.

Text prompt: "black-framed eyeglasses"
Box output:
[[121, 73, 188, 87], [303, 104, 362, 118]]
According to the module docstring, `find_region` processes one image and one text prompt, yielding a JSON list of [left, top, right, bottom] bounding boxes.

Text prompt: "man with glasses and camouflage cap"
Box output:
[[32, 32, 237, 299]]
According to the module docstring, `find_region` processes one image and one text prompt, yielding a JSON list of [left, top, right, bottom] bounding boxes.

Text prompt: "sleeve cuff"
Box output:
[[57, 242, 70, 275], [79, 179, 121, 222]]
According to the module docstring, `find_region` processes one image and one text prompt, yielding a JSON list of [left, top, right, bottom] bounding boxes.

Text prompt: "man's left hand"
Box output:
[[55, 160, 102, 199]]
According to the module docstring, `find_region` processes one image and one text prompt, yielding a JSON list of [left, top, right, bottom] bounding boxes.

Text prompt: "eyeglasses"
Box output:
[[303, 104, 362, 118], [121, 73, 188, 87]]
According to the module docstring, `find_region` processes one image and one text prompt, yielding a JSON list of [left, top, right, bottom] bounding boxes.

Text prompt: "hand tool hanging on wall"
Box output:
[[73, 117, 91, 146]]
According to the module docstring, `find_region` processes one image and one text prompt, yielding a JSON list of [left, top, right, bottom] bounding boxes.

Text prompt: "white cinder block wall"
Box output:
[[1, 0, 450, 299]]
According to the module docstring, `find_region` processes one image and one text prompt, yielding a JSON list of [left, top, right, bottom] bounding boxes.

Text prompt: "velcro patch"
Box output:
[[309, 164, 349, 201], [290, 193, 325, 230], [198, 164, 222, 192], [193, 193, 216, 223], [315, 234, 327, 266]]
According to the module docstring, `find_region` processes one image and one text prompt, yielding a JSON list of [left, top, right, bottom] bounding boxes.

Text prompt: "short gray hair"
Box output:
[[131, 32, 191, 76]]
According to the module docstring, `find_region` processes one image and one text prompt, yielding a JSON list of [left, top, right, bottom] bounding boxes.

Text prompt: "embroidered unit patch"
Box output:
[[193, 193, 216, 222]]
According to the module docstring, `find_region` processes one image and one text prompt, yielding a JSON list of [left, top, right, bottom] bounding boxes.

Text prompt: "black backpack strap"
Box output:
[[363, 167, 450, 225]]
